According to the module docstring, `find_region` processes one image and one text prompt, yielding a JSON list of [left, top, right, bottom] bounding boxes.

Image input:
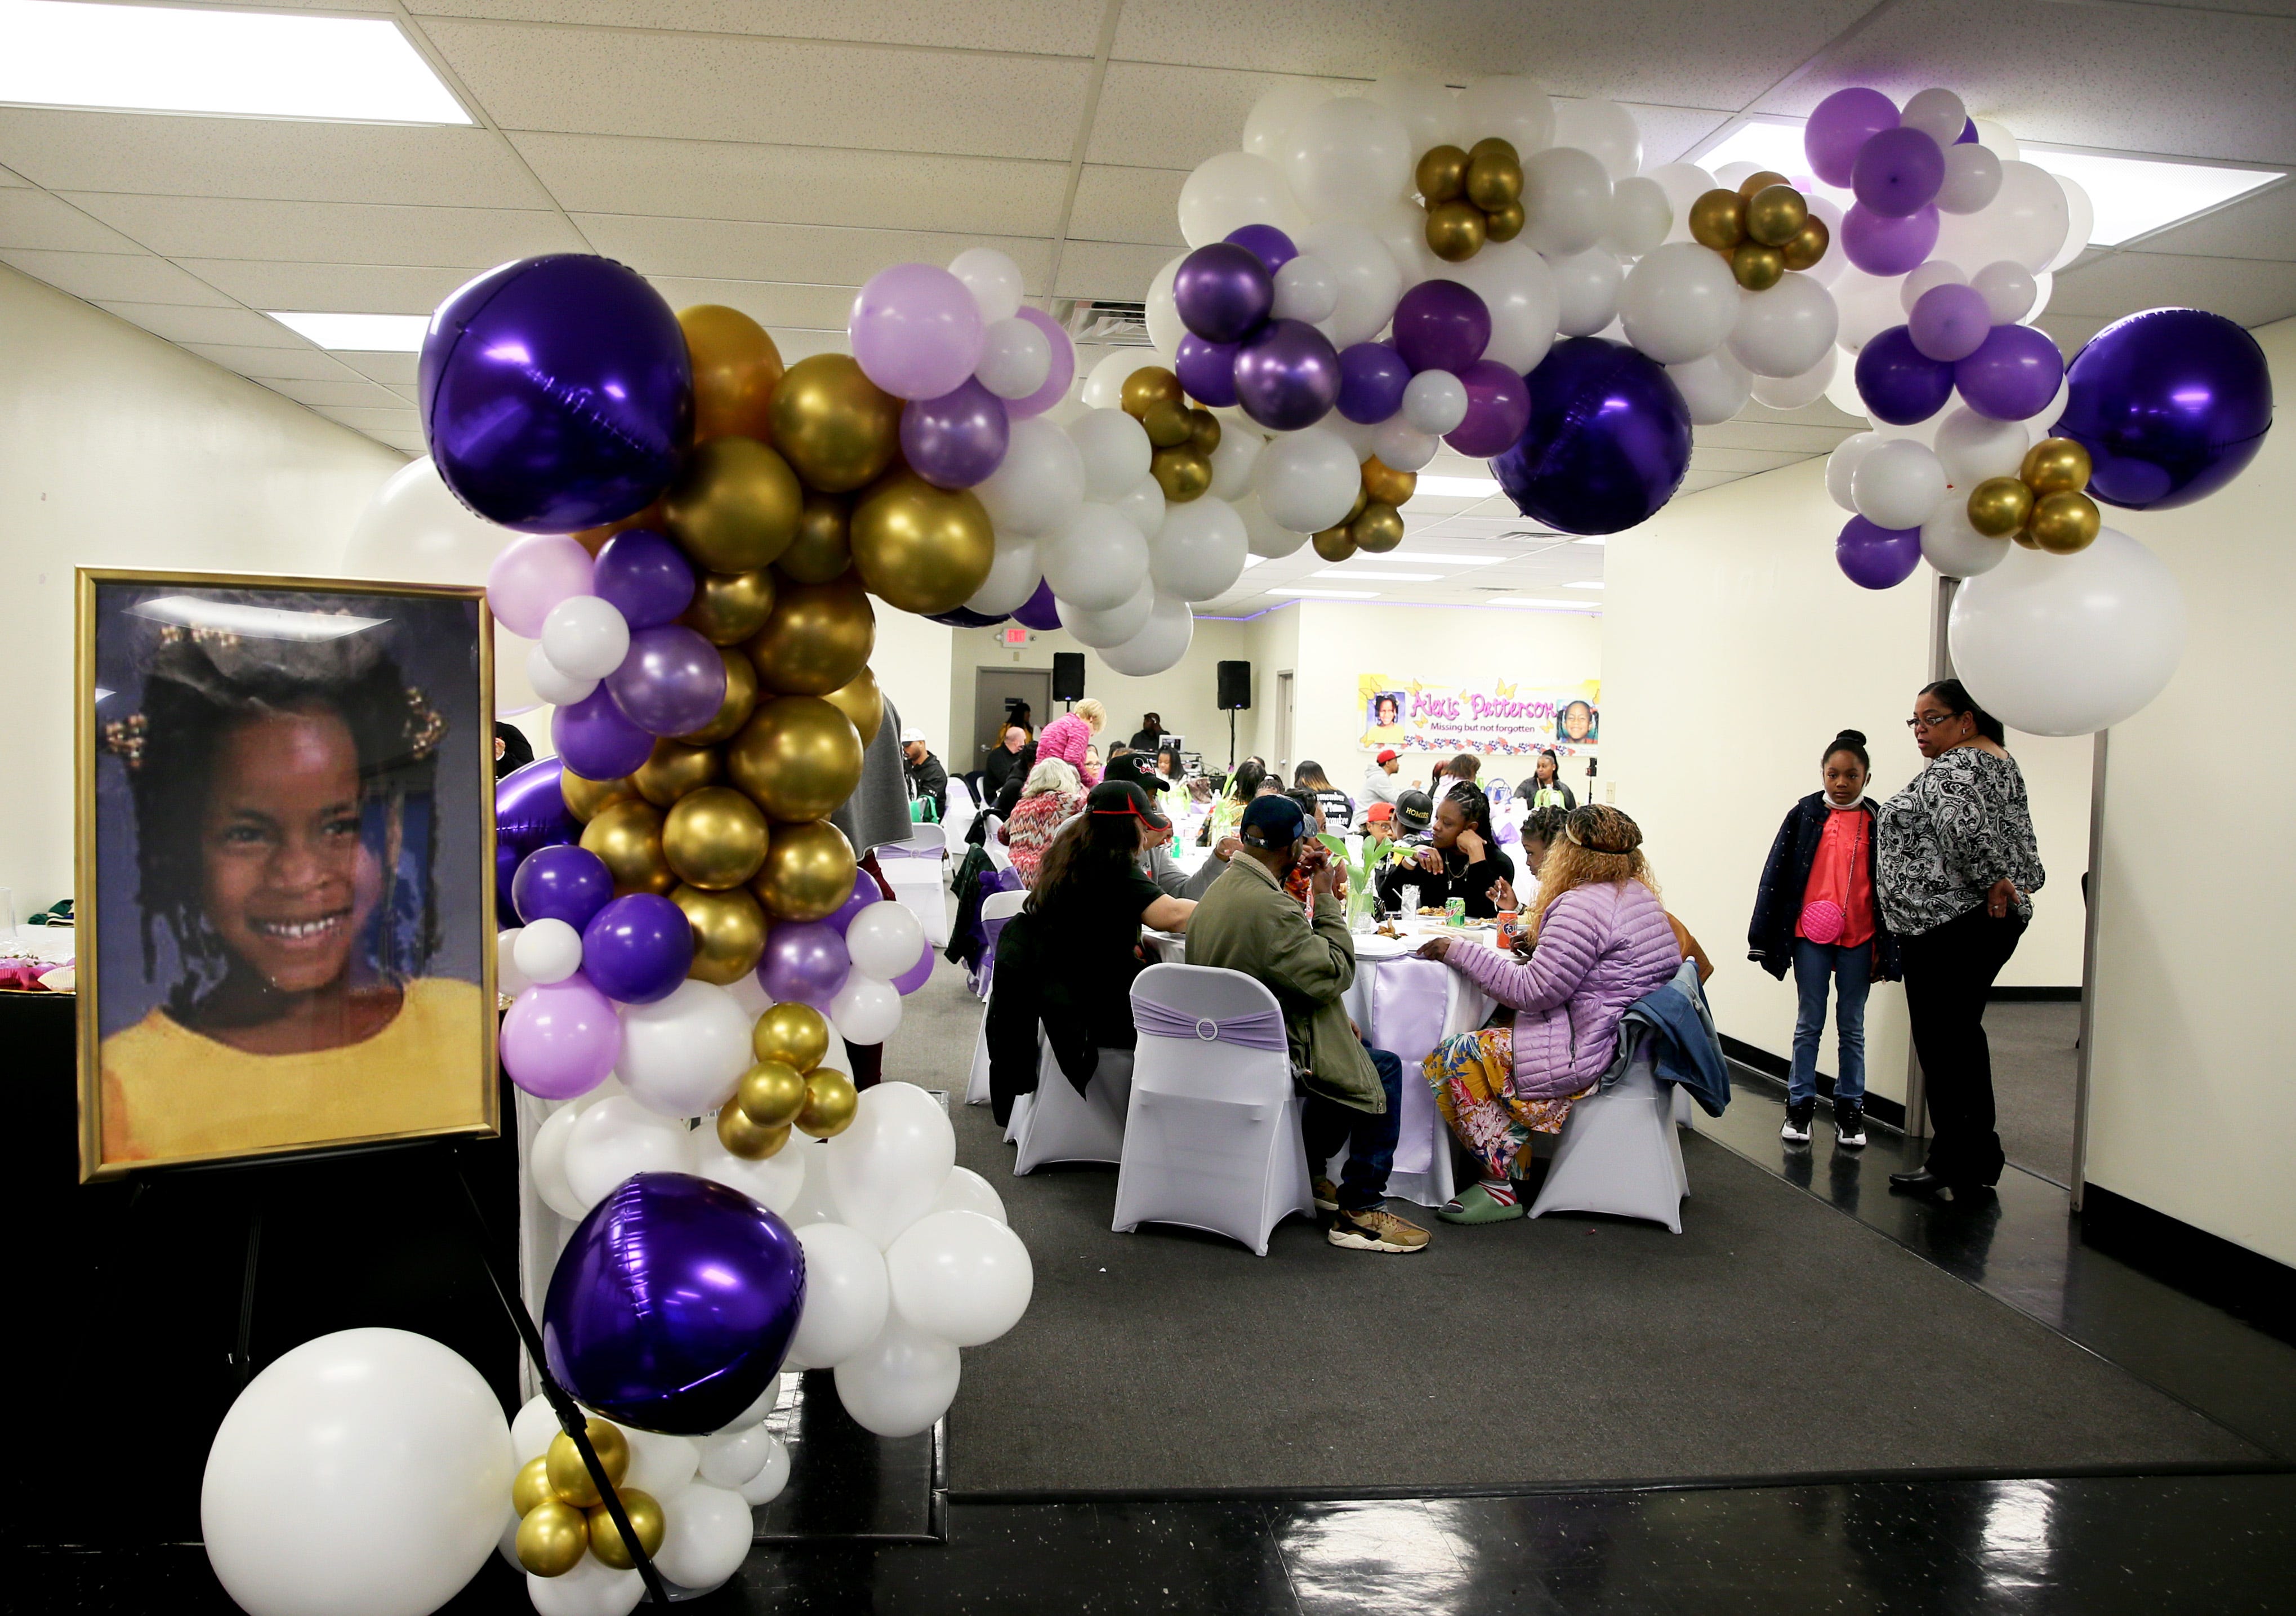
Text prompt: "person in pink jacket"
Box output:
[[1032, 698, 1105, 787], [1415, 805, 1683, 1225]]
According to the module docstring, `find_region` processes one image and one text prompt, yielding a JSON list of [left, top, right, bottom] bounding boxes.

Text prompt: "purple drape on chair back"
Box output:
[[970, 867, 1027, 996], [1130, 985, 1289, 1053]]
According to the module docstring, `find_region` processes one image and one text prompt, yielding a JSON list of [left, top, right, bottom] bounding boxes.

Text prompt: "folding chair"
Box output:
[[878, 823, 951, 947], [1013, 1041, 1133, 1174], [1528, 1048, 1690, 1234], [964, 890, 1030, 1106]]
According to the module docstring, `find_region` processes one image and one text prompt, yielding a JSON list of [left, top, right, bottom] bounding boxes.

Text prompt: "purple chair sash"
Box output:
[[1131, 998, 1289, 1052], [878, 841, 940, 861]]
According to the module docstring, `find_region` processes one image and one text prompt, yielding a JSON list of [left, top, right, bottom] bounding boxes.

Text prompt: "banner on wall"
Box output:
[[1358, 674, 1602, 758]]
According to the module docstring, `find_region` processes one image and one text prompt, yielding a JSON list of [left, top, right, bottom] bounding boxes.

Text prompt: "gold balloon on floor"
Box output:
[[665, 436, 802, 573], [726, 696, 864, 823], [750, 816, 857, 922], [753, 1000, 831, 1072], [779, 492, 854, 584], [561, 769, 639, 823], [634, 737, 722, 807], [663, 785, 770, 889], [676, 647, 757, 746], [1350, 501, 1405, 553], [580, 798, 674, 896], [1424, 199, 1486, 263], [849, 470, 996, 615], [545, 1420, 630, 1508], [671, 883, 769, 984], [682, 568, 776, 645], [516, 1501, 589, 1578], [716, 1096, 789, 1160], [770, 354, 902, 493], [747, 571, 876, 697], [822, 664, 885, 747], [585, 1490, 664, 1571], [2027, 489, 2102, 554], [796, 1068, 858, 1138], [1967, 477, 2035, 538], [738, 1059, 808, 1130], [680, 304, 784, 444]]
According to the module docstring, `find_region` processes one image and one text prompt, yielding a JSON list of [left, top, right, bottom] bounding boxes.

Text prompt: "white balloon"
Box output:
[[617, 979, 752, 1118], [1936, 141, 2003, 216], [1750, 348, 1836, 411], [1294, 221, 1406, 347], [779, 1139, 844, 1231], [1442, 239, 1562, 373], [1521, 145, 1612, 257], [1830, 266, 1906, 354], [966, 536, 1042, 617], [1826, 432, 1883, 511], [1283, 97, 1414, 224], [1057, 576, 1156, 647], [526, 1555, 642, 1616], [833, 1321, 962, 1440], [1644, 162, 1714, 246], [828, 975, 903, 1044], [1272, 253, 1341, 322], [1251, 426, 1361, 532], [1800, 193, 1849, 286], [1972, 260, 2038, 324], [1041, 502, 1149, 611], [203, 1329, 511, 1616], [1108, 473, 1167, 540], [1919, 498, 2010, 579], [530, 1102, 588, 1219], [650, 1483, 753, 1592], [343, 456, 522, 587], [1460, 75, 1555, 157], [2021, 269, 2055, 326], [1402, 370, 1469, 435], [737, 1434, 791, 1506], [947, 247, 1023, 324], [2026, 376, 2069, 439], [1933, 406, 2030, 489], [1547, 247, 1624, 337], [1319, 408, 1381, 462], [1242, 81, 1331, 159], [1066, 407, 1153, 498], [789, 1221, 891, 1368], [846, 901, 925, 979], [540, 594, 629, 681], [1178, 150, 1304, 247], [974, 316, 1051, 399], [1079, 350, 1138, 411], [497, 927, 533, 999], [691, 1119, 808, 1214], [511, 1393, 561, 1467], [1874, 401, 1953, 447], [886, 1210, 1035, 1347], [1949, 529, 2187, 734], [1713, 161, 1759, 192], [562, 1096, 692, 1208], [1603, 175, 1673, 258], [1970, 118, 2021, 162], [1667, 349, 1753, 425], [1852, 438, 1949, 529], [1237, 491, 1311, 558], [1367, 73, 1463, 154], [1900, 259, 1968, 314], [826, 1082, 957, 1248], [1553, 99, 1641, 181], [1728, 273, 1839, 378], [1365, 197, 1438, 288], [1618, 242, 1738, 364], [526, 640, 597, 707], [513, 917, 582, 986], [1206, 420, 1264, 499], [1098, 593, 1196, 678], [1824, 354, 1869, 418], [2049, 173, 2094, 269], [623, 1426, 699, 1499], [1901, 87, 1968, 146], [1372, 417, 1439, 472], [1151, 494, 1249, 601], [728, 1372, 784, 1430], [1934, 161, 2067, 274], [929, 1165, 1009, 1225], [1143, 253, 1187, 359], [698, 1422, 776, 1489]]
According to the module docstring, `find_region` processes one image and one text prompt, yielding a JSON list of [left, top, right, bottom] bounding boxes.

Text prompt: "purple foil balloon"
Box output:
[[495, 756, 580, 919], [420, 254, 692, 533], [592, 528, 695, 630], [1492, 337, 1692, 536], [605, 623, 727, 737], [890, 942, 934, 995], [514, 843, 614, 930], [1224, 224, 1298, 274], [1907, 283, 1993, 363], [543, 1172, 805, 1436], [1955, 324, 2066, 423], [1232, 318, 1343, 431], [1338, 342, 1411, 424], [1175, 333, 1241, 408], [1804, 87, 1900, 188], [1392, 279, 1492, 375], [2057, 308, 2274, 510], [1007, 305, 1076, 422], [1856, 326, 1957, 425], [1841, 204, 1939, 277], [757, 919, 851, 1009], [1012, 579, 1063, 631], [552, 684, 656, 780], [902, 377, 1010, 488], [502, 972, 621, 1099], [826, 872, 883, 936], [1836, 515, 1924, 590], [849, 262, 985, 401], [1174, 243, 1275, 344], [582, 892, 696, 1005], [1852, 126, 1945, 219], [1445, 359, 1532, 457]]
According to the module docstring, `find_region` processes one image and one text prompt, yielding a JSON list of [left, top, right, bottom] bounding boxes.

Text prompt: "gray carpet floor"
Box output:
[[883, 949, 2258, 1494], [1990, 1001, 2081, 1186]]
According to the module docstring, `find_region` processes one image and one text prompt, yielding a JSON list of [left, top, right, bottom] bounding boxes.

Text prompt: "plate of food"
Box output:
[[1352, 930, 1421, 960]]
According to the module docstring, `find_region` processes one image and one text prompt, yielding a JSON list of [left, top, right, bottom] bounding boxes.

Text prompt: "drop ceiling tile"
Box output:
[[1692, 420, 1857, 454], [421, 19, 1093, 160], [0, 166, 27, 187], [0, 248, 232, 305], [405, 0, 1105, 55], [316, 404, 426, 430], [336, 350, 423, 384], [2126, 179, 2296, 261], [2036, 314, 2111, 355], [1687, 446, 1807, 474], [766, 330, 854, 363], [96, 302, 307, 347], [0, 189, 143, 253], [1067, 165, 1188, 246], [181, 342, 369, 382], [260, 378, 416, 409], [639, 277, 857, 330], [2051, 250, 2296, 326], [371, 431, 429, 456], [574, 213, 1053, 291], [1087, 63, 1338, 172], [511, 132, 1066, 235], [1053, 238, 1182, 301], [60, 194, 586, 268], [172, 259, 479, 313], [1589, 103, 1732, 169]]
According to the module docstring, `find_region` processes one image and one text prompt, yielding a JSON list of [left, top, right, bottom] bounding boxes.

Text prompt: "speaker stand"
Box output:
[[1228, 707, 1237, 772]]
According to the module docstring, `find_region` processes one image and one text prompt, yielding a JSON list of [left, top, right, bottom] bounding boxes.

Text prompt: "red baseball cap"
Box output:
[[1366, 802, 1396, 822], [1376, 749, 1399, 764]]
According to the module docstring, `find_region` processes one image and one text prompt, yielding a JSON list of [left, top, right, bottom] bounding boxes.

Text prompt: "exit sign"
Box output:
[[1000, 626, 1030, 646]]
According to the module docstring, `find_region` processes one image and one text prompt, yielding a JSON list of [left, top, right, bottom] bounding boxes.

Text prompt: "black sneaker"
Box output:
[[1834, 1098, 1867, 1148], [1780, 1100, 1814, 1144]]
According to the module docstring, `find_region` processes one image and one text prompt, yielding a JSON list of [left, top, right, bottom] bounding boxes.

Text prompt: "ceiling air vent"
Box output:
[[1062, 300, 1151, 345]]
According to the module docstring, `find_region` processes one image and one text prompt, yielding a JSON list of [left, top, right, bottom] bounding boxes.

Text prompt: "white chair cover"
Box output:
[[1013, 1041, 1133, 1173], [964, 892, 1032, 1106], [942, 776, 978, 845], [1528, 1050, 1690, 1234], [1113, 964, 1315, 1257], [879, 824, 952, 947], [970, 887, 1027, 1003]]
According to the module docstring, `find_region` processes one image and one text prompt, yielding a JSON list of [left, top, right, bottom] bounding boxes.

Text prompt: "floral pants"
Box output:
[[1423, 1026, 1593, 1181]]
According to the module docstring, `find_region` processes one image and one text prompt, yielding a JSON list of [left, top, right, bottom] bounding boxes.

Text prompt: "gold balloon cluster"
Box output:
[[1967, 438, 2102, 555], [1311, 456, 1415, 562], [1416, 139, 1524, 264], [1687, 171, 1831, 291], [1120, 366, 1222, 502], [716, 999, 858, 1159], [511, 1417, 666, 1578]]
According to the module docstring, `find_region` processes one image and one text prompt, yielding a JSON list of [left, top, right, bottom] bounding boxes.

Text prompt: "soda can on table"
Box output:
[[1445, 896, 1466, 927]]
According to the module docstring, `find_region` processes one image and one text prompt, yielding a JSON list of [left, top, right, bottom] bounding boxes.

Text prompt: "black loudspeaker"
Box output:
[[1217, 660, 1251, 711], [1052, 652, 1086, 701]]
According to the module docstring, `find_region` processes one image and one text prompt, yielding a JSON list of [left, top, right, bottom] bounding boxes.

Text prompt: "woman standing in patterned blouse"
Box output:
[[1875, 679, 2045, 1196]]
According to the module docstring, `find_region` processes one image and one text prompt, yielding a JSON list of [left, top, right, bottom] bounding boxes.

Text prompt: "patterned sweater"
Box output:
[[1875, 747, 2045, 936]]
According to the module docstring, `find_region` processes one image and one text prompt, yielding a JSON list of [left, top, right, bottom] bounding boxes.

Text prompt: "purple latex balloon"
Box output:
[[1445, 359, 1532, 457], [605, 623, 728, 737], [420, 255, 691, 533], [1012, 579, 1063, 631], [552, 684, 656, 780], [849, 262, 985, 401], [1232, 318, 1343, 431], [757, 919, 851, 1009], [1006, 305, 1076, 422], [502, 972, 621, 1099], [1392, 279, 1493, 375], [1338, 342, 1411, 424], [1841, 204, 1939, 277], [825, 872, 882, 936], [2056, 308, 2274, 510], [495, 756, 580, 919], [1852, 126, 1945, 219], [514, 843, 614, 930], [1224, 224, 1298, 274], [592, 528, 694, 630], [1958, 118, 1979, 144], [1836, 515, 1924, 590], [543, 1172, 805, 1436], [1955, 323, 2067, 423], [1856, 326, 1958, 425], [901, 377, 1010, 488], [1175, 333, 1241, 408], [582, 892, 696, 1005], [1492, 337, 1693, 536], [1174, 243, 1275, 344], [1804, 87, 1900, 188], [1907, 283, 1993, 363], [890, 940, 934, 995]]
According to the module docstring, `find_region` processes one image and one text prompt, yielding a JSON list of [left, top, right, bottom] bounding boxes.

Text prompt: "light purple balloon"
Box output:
[[1955, 323, 2066, 422], [1232, 318, 1343, 431], [1444, 360, 1532, 457], [901, 377, 1010, 488], [1907, 283, 1993, 363], [1006, 305, 1076, 421], [1836, 515, 1923, 590], [501, 973, 621, 1099], [757, 920, 851, 1010], [1804, 87, 1899, 188], [487, 534, 594, 640], [1853, 126, 1945, 219], [824, 872, 882, 935], [1175, 333, 1241, 408], [553, 684, 656, 779], [605, 623, 726, 737], [1338, 342, 1410, 424], [890, 939, 934, 995], [849, 262, 986, 400], [1841, 203, 1939, 277]]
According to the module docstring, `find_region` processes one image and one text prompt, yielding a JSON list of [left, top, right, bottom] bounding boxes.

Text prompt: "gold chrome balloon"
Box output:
[[1424, 199, 1486, 263], [513, 1455, 556, 1517], [1415, 144, 1469, 204], [1350, 501, 1405, 554], [581, 798, 675, 897], [1464, 138, 1524, 210], [716, 1096, 790, 1161], [671, 883, 769, 983], [663, 785, 770, 890], [1359, 456, 1416, 507], [516, 1500, 589, 1578], [676, 647, 758, 746], [769, 354, 903, 493], [664, 435, 803, 574], [754, 999, 832, 1072], [778, 492, 854, 584], [1186, 408, 1221, 454], [1311, 526, 1357, 563], [2021, 437, 2093, 496], [1781, 215, 1831, 272], [1732, 241, 1785, 291], [797, 1069, 858, 1138], [750, 817, 857, 922], [1736, 168, 1791, 201], [1140, 397, 1194, 448], [1121, 366, 1184, 419], [585, 1489, 665, 1572], [849, 470, 996, 616], [1482, 201, 1525, 242], [680, 304, 784, 445], [1151, 445, 1212, 503], [746, 571, 876, 697], [727, 696, 864, 823], [634, 737, 723, 807], [546, 1420, 630, 1508], [738, 1059, 808, 1130], [1688, 189, 1745, 251], [681, 568, 775, 645], [1743, 184, 1809, 249], [2028, 489, 2101, 554], [1967, 476, 2035, 538], [561, 770, 639, 823], [821, 664, 885, 747]]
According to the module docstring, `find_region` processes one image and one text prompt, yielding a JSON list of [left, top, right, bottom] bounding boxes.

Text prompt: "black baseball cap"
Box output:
[[1240, 794, 1307, 848], [1395, 790, 1434, 834], [1087, 778, 1170, 829]]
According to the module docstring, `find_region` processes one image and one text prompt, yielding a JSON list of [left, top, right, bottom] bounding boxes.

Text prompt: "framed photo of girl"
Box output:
[[75, 569, 500, 1181]]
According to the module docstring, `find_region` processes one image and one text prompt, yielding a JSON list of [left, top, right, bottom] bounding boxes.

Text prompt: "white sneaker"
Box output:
[[1780, 1101, 1814, 1143]]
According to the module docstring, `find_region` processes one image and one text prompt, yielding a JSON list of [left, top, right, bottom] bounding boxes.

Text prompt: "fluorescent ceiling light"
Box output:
[[1575, 535, 1607, 546], [2019, 147, 2284, 246], [1315, 569, 1442, 581], [1566, 580, 1605, 589], [1486, 596, 1600, 611], [270, 312, 431, 351], [1271, 587, 1377, 599], [1409, 475, 1503, 500], [1239, 555, 1267, 567], [1393, 551, 1513, 565], [130, 596, 385, 641]]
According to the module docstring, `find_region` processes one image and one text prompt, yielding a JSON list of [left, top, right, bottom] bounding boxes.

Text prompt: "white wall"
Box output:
[[872, 606, 953, 759], [0, 264, 404, 912]]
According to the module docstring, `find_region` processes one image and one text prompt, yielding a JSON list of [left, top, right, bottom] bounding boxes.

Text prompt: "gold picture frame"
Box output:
[[75, 568, 500, 1181]]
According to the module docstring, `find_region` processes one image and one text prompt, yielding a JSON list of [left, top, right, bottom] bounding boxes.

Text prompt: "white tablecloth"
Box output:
[[1340, 927, 1500, 1208]]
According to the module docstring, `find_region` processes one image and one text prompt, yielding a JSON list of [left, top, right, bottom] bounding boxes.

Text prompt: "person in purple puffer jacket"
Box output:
[[1415, 805, 1683, 1225]]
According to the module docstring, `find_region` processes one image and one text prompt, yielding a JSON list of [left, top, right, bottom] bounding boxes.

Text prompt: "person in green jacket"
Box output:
[[1184, 795, 1430, 1255]]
